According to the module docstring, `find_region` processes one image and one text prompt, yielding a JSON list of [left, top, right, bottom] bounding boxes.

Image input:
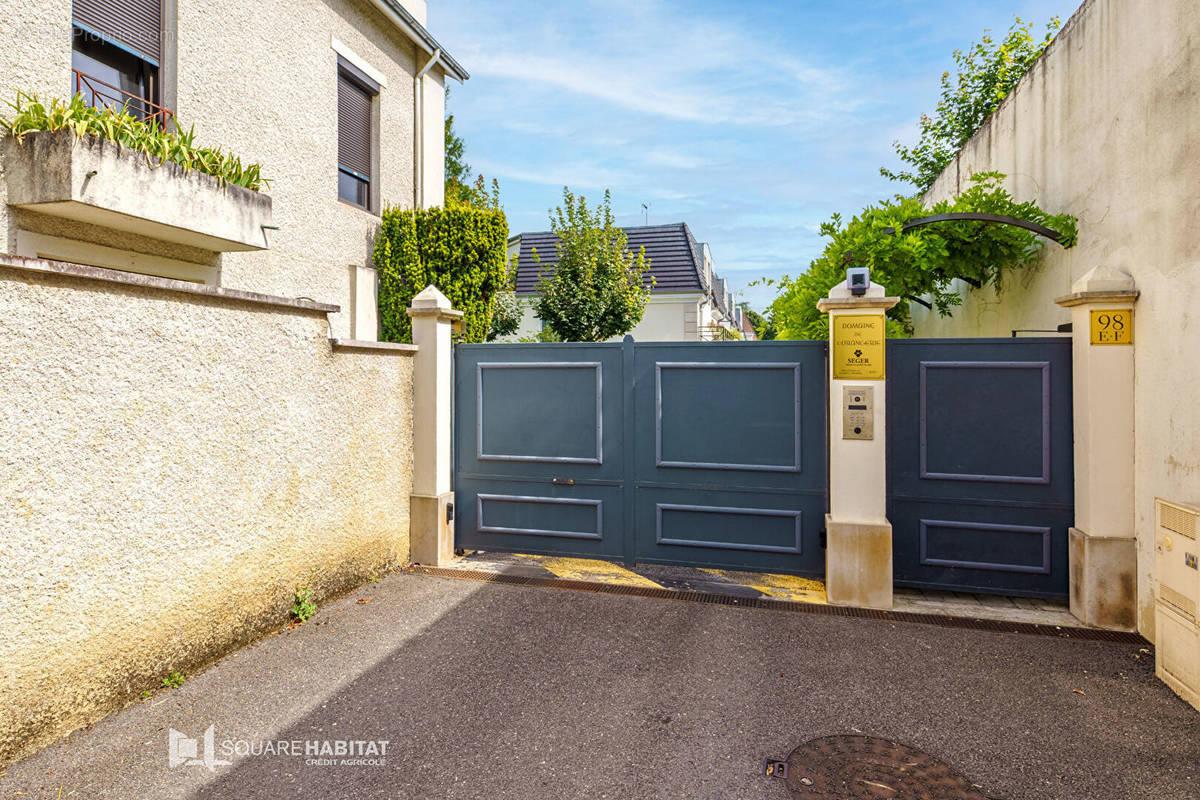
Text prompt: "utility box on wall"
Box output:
[[1155, 498, 1200, 711]]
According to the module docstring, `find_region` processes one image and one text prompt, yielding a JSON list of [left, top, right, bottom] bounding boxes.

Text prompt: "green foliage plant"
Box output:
[[444, 99, 499, 208], [764, 173, 1076, 340], [882, 17, 1060, 191], [1, 93, 268, 191], [161, 671, 186, 689], [486, 254, 524, 341], [291, 586, 317, 623], [534, 188, 653, 342], [374, 186, 509, 344], [444, 105, 471, 201]]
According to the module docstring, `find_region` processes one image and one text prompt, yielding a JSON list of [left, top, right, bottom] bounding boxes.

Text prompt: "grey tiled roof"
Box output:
[[512, 223, 708, 295]]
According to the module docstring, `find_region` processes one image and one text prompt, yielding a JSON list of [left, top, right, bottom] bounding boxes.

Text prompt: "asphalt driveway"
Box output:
[[3, 571, 1197, 800]]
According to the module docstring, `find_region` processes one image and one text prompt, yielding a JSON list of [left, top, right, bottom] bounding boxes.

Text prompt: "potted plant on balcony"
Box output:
[[1, 93, 274, 252]]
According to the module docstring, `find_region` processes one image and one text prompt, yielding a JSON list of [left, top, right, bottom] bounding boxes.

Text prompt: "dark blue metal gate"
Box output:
[[886, 338, 1074, 597], [454, 339, 827, 576]]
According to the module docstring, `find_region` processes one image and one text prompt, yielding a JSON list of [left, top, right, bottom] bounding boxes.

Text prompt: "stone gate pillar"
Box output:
[[1055, 265, 1139, 630], [817, 279, 900, 608], [408, 285, 463, 565]]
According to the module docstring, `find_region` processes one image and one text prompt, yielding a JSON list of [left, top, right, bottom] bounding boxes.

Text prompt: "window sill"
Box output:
[[337, 198, 379, 217]]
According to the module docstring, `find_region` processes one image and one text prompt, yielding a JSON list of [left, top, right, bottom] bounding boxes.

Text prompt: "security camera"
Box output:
[[847, 266, 870, 296]]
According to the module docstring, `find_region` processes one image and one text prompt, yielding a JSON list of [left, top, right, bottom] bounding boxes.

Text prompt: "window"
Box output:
[[71, 0, 165, 123], [338, 58, 378, 211]]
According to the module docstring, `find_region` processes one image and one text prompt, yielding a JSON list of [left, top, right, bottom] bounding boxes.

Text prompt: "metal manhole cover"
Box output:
[[781, 735, 991, 799]]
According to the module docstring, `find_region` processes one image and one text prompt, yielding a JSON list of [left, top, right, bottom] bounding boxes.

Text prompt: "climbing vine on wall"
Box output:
[[762, 173, 1077, 340], [882, 16, 1061, 191]]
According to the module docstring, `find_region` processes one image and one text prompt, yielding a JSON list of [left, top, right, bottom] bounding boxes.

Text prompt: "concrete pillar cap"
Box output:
[[407, 285, 464, 320], [1055, 266, 1138, 307], [816, 281, 900, 313], [1071, 264, 1136, 295]]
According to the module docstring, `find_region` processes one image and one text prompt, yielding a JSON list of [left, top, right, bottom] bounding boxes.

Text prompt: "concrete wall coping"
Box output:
[[1054, 290, 1140, 308], [330, 338, 418, 355], [816, 295, 901, 312], [0, 254, 340, 315]]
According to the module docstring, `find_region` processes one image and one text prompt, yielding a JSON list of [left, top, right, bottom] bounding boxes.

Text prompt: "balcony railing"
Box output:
[[699, 324, 741, 342], [73, 69, 175, 128]]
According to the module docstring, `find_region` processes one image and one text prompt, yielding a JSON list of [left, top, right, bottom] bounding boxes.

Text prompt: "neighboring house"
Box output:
[[0, 0, 465, 767], [507, 222, 742, 341], [737, 307, 758, 340], [2, 0, 467, 339]]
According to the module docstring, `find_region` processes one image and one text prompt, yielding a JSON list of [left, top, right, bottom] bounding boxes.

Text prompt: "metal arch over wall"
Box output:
[[881, 212, 1071, 244], [453, 339, 828, 576]]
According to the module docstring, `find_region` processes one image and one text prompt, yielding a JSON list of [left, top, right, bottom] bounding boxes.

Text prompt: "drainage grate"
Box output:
[[780, 735, 992, 799], [405, 565, 1148, 644]]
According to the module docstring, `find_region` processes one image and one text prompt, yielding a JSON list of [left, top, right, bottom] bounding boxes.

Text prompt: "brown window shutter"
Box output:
[[338, 73, 372, 180], [73, 0, 163, 65]]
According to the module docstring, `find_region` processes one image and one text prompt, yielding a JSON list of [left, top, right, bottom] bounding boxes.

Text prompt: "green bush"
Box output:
[[1, 93, 267, 191], [374, 203, 509, 343], [763, 172, 1077, 340]]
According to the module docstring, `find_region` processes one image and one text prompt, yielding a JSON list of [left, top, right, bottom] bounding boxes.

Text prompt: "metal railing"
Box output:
[[73, 69, 175, 128], [698, 324, 741, 342]]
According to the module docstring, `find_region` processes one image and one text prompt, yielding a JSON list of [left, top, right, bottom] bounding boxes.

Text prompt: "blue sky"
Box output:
[[432, 0, 1076, 311]]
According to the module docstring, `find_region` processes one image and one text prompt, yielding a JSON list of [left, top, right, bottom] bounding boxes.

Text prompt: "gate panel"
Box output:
[[632, 342, 827, 575], [455, 343, 626, 560], [455, 339, 828, 576], [887, 338, 1073, 597]]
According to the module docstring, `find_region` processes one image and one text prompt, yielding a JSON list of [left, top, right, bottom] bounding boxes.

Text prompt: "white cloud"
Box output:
[[471, 157, 632, 191], [442, 0, 855, 128]]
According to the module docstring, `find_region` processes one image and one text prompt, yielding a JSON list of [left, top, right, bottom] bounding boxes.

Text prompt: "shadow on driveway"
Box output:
[[190, 575, 1199, 800]]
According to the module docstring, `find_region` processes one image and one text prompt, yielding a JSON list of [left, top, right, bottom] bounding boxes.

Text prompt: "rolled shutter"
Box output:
[[338, 73, 372, 180], [73, 0, 163, 65]]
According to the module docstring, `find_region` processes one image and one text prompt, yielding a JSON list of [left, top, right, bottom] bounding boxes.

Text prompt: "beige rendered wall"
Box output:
[[910, 0, 1200, 637], [0, 260, 415, 766], [0, 0, 451, 338]]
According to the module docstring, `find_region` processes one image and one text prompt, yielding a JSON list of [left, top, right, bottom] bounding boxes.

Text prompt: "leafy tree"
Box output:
[[764, 173, 1076, 340], [882, 16, 1060, 191], [444, 97, 500, 208], [534, 188, 652, 342], [445, 111, 469, 183], [738, 303, 777, 340], [486, 255, 524, 341], [444, 96, 473, 205]]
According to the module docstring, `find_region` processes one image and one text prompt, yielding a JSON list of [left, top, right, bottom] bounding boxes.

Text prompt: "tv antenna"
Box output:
[[641, 202, 650, 225]]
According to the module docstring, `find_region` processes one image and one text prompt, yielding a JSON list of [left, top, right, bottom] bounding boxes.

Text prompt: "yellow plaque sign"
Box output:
[[832, 314, 885, 379], [1089, 308, 1133, 345]]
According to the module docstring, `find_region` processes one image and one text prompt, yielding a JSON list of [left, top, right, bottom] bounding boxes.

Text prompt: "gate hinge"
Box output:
[[552, 477, 575, 486]]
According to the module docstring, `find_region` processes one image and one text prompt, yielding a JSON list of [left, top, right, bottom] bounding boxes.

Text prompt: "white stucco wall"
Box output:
[[0, 259, 415, 767], [910, 0, 1200, 637], [0, 0, 452, 339]]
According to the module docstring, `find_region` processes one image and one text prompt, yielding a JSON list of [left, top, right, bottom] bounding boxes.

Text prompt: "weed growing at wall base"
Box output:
[[162, 671, 186, 689], [292, 587, 317, 623]]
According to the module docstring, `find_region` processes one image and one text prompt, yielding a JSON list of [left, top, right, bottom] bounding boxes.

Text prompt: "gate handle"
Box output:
[[552, 477, 575, 486]]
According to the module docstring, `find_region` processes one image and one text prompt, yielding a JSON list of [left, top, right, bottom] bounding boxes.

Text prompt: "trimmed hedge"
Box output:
[[374, 204, 508, 344]]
